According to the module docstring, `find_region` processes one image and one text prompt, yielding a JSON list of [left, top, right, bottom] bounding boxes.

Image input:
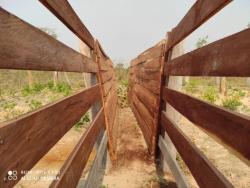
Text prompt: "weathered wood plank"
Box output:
[[103, 79, 114, 97], [162, 87, 250, 164], [161, 112, 233, 188], [39, 0, 95, 49], [0, 8, 97, 73], [158, 136, 189, 188], [50, 108, 105, 188], [0, 84, 101, 188], [133, 84, 158, 117], [131, 92, 155, 134], [134, 77, 160, 95], [131, 102, 152, 152], [83, 131, 108, 188], [101, 70, 113, 83], [166, 0, 232, 51], [131, 44, 163, 67], [166, 28, 250, 76]]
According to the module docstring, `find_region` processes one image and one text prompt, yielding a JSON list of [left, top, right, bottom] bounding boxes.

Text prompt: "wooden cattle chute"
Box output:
[[129, 0, 250, 187], [0, 0, 118, 187]]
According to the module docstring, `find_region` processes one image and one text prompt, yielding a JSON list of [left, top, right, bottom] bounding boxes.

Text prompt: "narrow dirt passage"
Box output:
[[102, 107, 176, 188]]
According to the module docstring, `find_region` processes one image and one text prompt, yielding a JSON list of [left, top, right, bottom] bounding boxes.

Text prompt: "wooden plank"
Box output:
[[166, 28, 250, 76], [0, 84, 101, 188], [39, 0, 95, 49], [134, 66, 161, 81], [103, 79, 113, 97], [131, 102, 152, 152], [84, 132, 108, 188], [50, 108, 105, 188], [134, 76, 160, 95], [162, 87, 250, 164], [0, 8, 97, 73], [131, 44, 163, 67], [161, 112, 233, 188], [131, 92, 155, 134], [158, 136, 189, 188], [166, 0, 232, 51], [101, 70, 113, 83], [133, 84, 158, 117]]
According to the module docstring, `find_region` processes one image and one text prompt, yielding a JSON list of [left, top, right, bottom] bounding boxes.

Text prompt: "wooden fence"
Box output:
[[129, 0, 250, 187], [0, 1, 118, 187]]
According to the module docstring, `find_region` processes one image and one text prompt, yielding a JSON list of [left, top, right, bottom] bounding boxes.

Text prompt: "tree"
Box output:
[[196, 35, 208, 48]]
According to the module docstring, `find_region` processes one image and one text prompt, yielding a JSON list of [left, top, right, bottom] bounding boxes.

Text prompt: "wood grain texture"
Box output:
[[134, 77, 160, 95], [158, 136, 189, 188], [0, 8, 97, 73], [162, 87, 250, 164], [166, 0, 232, 51], [39, 0, 95, 49], [0, 84, 101, 187], [101, 70, 113, 84], [131, 102, 152, 152], [131, 44, 164, 67], [166, 28, 250, 76], [131, 92, 155, 135], [133, 84, 158, 117], [50, 108, 105, 188], [161, 112, 233, 188]]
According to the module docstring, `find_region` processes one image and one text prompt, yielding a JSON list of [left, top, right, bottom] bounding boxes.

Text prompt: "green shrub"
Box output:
[[3, 102, 16, 110], [22, 85, 32, 96], [184, 80, 198, 94], [47, 80, 54, 89], [55, 82, 71, 96], [75, 113, 90, 129], [29, 100, 42, 110], [202, 87, 218, 103], [32, 83, 45, 93], [222, 97, 242, 111], [232, 88, 246, 97]]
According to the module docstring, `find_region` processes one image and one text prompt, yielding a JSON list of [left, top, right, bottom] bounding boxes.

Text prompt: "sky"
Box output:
[[1, 0, 250, 66]]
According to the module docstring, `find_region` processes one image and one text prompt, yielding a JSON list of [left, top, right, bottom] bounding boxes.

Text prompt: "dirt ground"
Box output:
[[102, 107, 176, 188]]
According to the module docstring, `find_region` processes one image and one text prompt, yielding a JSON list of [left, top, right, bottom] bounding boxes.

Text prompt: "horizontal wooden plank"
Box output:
[[134, 65, 161, 81], [166, 28, 250, 76], [39, 0, 95, 49], [161, 112, 233, 188], [0, 8, 97, 73], [133, 84, 158, 116], [130, 102, 152, 152], [162, 87, 250, 164], [96, 40, 109, 59], [166, 0, 231, 51], [131, 44, 164, 67], [131, 92, 155, 134], [0, 84, 101, 187], [158, 136, 189, 188], [83, 131, 108, 188], [101, 70, 113, 83], [50, 108, 105, 188], [134, 76, 161, 95]]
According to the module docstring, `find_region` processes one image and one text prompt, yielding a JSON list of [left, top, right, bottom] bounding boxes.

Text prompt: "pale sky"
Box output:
[[1, 0, 250, 66]]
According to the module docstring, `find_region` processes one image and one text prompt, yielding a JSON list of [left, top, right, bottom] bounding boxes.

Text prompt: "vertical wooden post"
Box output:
[[159, 32, 184, 173]]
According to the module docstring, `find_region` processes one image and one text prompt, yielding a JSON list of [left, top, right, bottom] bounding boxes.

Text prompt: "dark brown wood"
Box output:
[[39, 0, 95, 49], [50, 108, 105, 188], [0, 8, 97, 73], [166, 0, 232, 51], [131, 102, 152, 151], [0, 84, 101, 187], [166, 28, 250, 76], [133, 84, 158, 117], [134, 77, 160, 95], [131, 92, 155, 134], [162, 87, 250, 164], [161, 112, 233, 188]]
